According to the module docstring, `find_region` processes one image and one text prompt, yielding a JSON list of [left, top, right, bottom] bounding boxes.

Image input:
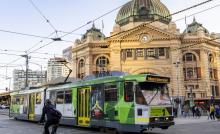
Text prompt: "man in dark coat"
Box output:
[[39, 99, 62, 134]]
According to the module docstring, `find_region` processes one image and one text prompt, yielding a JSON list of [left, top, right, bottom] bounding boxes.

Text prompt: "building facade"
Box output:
[[13, 69, 46, 90], [63, 46, 72, 63], [71, 0, 220, 103], [47, 57, 69, 82]]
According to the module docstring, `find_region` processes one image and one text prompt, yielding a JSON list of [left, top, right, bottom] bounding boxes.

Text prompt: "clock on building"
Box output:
[[140, 34, 151, 43]]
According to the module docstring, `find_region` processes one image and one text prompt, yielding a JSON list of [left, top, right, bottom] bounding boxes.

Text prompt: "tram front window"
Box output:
[[136, 82, 171, 105]]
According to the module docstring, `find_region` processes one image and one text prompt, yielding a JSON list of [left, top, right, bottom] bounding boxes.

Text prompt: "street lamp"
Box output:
[[173, 61, 182, 117], [21, 54, 31, 88], [189, 87, 195, 107]]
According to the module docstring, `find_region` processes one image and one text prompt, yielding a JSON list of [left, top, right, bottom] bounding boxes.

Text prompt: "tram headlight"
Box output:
[[166, 117, 169, 120], [155, 118, 159, 121]]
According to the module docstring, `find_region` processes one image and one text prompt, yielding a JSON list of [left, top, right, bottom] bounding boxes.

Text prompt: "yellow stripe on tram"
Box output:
[[135, 118, 150, 123]]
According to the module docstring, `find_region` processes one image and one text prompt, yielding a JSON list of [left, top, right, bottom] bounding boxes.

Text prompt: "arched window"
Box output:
[[183, 53, 197, 62], [208, 54, 217, 79], [208, 54, 214, 65], [96, 56, 109, 75], [78, 59, 85, 79]]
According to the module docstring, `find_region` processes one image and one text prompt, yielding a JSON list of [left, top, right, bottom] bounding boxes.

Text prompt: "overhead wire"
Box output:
[[59, 5, 125, 38], [0, 0, 217, 69], [0, 52, 51, 60], [0, 48, 62, 56], [34, 0, 216, 53], [26, 31, 56, 52], [109, 0, 217, 38], [173, 37, 220, 51], [0, 29, 53, 39], [27, 0, 58, 33]]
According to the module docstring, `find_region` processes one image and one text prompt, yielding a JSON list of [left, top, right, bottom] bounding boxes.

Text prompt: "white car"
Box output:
[[1, 105, 9, 109]]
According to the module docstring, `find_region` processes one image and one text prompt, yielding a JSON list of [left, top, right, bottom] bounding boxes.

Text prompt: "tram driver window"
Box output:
[[104, 84, 118, 101], [124, 82, 134, 102]]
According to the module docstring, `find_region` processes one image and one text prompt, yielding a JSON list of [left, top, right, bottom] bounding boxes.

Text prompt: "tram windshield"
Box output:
[[135, 82, 171, 105]]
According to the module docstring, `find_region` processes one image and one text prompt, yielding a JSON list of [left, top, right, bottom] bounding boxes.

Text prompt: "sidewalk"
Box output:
[[175, 116, 216, 125]]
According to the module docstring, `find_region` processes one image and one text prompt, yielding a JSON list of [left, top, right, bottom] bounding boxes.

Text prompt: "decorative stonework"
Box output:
[[71, 1, 220, 102]]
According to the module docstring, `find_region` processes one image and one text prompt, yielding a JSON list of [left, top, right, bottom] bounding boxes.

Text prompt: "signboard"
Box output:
[[146, 76, 170, 83]]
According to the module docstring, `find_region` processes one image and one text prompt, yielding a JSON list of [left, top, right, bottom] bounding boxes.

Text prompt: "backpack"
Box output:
[[49, 107, 62, 120]]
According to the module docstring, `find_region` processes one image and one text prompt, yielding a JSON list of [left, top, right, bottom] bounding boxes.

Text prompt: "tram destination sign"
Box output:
[[146, 76, 170, 83]]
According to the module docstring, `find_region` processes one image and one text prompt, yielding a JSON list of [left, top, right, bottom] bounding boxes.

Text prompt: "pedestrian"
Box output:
[[173, 103, 178, 117], [195, 105, 201, 118], [206, 106, 210, 120], [215, 105, 220, 121], [39, 99, 62, 134], [192, 106, 196, 118], [183, 104, 190, 118], [209, 104, 215, 120]]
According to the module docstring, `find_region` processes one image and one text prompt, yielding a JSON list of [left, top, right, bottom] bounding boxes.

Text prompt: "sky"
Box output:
[[1, 0, 220, 91]]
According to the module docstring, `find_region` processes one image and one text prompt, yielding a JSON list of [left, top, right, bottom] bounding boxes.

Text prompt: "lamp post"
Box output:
[[189, 87, 195, 107], [21, 54, 30, 88], [173, 61, 182, 117]]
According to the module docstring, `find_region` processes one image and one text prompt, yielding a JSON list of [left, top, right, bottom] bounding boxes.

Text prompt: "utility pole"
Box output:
[[21, 54, 30, 89], [173, 61, 181, 117], [189, 87, 194, 107]]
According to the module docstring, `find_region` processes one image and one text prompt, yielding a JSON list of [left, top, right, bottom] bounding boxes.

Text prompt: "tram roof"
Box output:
[[10, 74, 170, 95], [78, 74, 169, 85], [0, 92, 10, 97]]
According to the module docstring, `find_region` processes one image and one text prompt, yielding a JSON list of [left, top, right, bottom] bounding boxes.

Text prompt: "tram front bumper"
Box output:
[[149, 116, 175, 128], [149, 121, 174, 128]]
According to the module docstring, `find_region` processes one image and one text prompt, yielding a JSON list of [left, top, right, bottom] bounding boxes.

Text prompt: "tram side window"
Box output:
[[36, 93, 42, 104], [56, 91, 64, 104], [11, 97, 17, 105], [20, 97, 24, 105], [104, 84, 118, 101], [15, 97, 20, 105], [65, 90, 72, 104], [50, 91, 56, 105], [124, 82, 134, 102]]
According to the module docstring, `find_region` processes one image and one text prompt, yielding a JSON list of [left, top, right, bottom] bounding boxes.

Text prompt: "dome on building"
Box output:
[[81, 24, 105, 42], [184, 17, 209, 34], [116, 0, 171, 26]]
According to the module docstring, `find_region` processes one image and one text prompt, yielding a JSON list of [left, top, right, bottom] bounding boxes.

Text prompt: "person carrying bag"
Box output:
[[39, 99, 62, 134]]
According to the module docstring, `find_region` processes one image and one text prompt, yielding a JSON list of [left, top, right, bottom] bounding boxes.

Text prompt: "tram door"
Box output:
[[77, 87, 91, 127], [28, 93, 35, 120]]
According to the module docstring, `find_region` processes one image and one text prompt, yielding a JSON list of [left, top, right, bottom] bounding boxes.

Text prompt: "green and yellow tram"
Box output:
[[10, 74, 174, 133]]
